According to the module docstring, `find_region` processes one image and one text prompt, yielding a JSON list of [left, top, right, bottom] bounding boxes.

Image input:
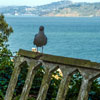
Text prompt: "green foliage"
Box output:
[[0, 14, 13, 48], [29, 66, 44, 98], [13, 95, 36, 100], [0, 64, 12, 94], [0, 14, 13, 69], [28, 98, 36, 100], [90, 79, 100, 99], [66, 72, 82, 100], [0, 47, 13, 70], [47, 71, 61, 100], [13, 63, 28, 97], [0, 14, 13, 98], [0, 90, 4, 100]]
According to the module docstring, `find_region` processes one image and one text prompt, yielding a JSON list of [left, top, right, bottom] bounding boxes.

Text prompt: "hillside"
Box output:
[[44, 2, 100, 17], [0, 0, 100, 17]]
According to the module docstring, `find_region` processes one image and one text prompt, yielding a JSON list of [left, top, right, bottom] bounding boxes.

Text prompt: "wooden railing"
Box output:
[[4, 49, 100, 100]]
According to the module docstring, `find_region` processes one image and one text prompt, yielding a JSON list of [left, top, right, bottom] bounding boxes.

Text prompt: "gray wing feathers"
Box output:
[[33, 33, 47, 47], [44, 36, 47, 45], [33, 34, 38, 45]]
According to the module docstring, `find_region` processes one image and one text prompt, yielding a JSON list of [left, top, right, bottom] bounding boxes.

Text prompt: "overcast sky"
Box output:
[[0, 0, 100, 6]]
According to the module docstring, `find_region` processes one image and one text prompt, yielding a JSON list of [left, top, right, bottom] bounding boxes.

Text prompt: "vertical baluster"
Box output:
[[77, 68, 100, 100], [77, 78, 92, 100], [19, 61, 42, 100], [37, 63, 58, 100], [56, 66, 76, 100], [4, 57, 25, 100]]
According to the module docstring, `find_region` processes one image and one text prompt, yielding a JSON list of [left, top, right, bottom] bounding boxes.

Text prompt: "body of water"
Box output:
[[5, 16, 100, 62]]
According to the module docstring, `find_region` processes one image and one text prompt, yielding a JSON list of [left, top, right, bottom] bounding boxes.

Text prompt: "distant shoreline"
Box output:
[[4, 14, 100, 18]]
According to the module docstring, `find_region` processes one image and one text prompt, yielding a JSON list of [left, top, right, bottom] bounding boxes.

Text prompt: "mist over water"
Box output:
[[5, 16, 100, 62]]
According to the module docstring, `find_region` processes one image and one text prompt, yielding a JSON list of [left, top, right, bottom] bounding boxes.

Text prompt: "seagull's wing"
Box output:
[[33, 34, 38, 45], [44, 35, 47, 45]]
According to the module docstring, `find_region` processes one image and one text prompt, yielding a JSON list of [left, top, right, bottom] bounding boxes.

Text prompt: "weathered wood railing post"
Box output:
[[20, 60, 42, 100], [4, 57, 26, 100], [56, 66, 77, 100], [36, 62, 59, 100], [77, 68, 100, 100]]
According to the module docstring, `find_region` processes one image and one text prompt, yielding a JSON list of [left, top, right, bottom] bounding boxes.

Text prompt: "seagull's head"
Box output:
[[39, 26, 44, 31]]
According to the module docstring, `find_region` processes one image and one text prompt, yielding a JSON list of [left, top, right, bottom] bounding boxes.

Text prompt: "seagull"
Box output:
[[33, 26, 47, 53]]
